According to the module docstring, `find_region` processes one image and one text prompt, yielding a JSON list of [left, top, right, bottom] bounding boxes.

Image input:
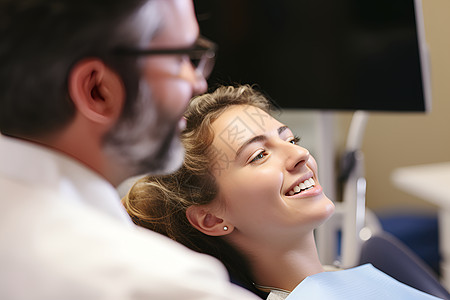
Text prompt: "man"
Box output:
[[0, 0, 258, 299]]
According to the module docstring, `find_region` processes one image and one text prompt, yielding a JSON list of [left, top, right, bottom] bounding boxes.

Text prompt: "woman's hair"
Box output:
[[122, 85, 273, 297]]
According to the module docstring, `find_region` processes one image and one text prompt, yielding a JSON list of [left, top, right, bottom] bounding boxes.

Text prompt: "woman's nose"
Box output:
[[284, 143, 310, 171]]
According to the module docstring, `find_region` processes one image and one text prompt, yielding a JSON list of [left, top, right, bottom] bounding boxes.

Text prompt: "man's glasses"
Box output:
[[113, 36, 217, 79]]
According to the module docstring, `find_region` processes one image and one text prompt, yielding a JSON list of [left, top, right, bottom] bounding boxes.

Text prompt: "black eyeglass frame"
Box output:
[[112, 36, 217, 78]]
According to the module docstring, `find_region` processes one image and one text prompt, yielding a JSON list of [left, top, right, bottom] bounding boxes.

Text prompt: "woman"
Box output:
[[122, 85, 440, 300]]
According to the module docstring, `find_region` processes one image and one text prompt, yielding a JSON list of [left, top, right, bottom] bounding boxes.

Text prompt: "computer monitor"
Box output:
[[195, 0, 431, 112]]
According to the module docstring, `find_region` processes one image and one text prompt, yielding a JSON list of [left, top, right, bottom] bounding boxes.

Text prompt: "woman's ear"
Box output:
[[68, 58, 125, 126], [186, 205, 233, 236]]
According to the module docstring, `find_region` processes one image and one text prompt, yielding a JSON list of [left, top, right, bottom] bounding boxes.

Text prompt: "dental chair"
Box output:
[[359, 231, 450, 300]]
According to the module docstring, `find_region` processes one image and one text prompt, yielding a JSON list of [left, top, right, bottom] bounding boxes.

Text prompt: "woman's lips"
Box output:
[[286, 176, 315, 196], [286, 183, 323, 199]]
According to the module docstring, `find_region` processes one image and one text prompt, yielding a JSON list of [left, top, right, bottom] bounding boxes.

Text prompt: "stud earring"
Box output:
[[223, 226, 228, 231]]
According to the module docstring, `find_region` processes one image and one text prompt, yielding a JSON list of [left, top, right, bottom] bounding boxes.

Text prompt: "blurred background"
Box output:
[[350, 0, 450, 213], [334, 0, 450, 280]]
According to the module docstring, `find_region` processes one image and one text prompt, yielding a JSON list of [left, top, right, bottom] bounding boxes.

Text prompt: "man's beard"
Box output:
[[102, 80, 185, 179]]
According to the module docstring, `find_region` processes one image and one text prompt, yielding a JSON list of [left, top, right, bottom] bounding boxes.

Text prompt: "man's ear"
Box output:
[[186, 205, 233, 236], [68, 58, 125, 126]]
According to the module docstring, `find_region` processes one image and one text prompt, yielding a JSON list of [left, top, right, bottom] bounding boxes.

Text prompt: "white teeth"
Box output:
[[287, 177, 316, 196], [304, 179, 312, 188]]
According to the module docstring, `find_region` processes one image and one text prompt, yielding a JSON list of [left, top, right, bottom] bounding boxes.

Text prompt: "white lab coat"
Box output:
[[0, 135, 258, 300]]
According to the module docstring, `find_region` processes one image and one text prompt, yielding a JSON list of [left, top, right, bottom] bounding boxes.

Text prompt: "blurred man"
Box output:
[[0, 0, 257, 299]]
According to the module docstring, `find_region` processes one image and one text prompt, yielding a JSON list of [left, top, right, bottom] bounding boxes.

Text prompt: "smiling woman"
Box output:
[[199, 104, 335, 273], [122, 85, 441, 300], [122, 84, 333, 296]]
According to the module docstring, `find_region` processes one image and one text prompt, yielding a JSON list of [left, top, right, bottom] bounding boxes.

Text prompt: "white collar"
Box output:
[[0, 135, 133, 225]]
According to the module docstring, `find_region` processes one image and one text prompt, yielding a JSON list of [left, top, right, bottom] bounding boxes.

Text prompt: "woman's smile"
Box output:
[[285, 181, 323, 199]]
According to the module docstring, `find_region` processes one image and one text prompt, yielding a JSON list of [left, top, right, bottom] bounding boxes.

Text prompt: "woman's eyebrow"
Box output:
[[234, 126, 290, 159], [278, 126, 289, 135], [235, 135, 266, 159]]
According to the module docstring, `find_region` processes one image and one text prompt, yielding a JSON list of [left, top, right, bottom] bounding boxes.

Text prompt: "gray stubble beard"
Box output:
[[102, 79, 185, 180]]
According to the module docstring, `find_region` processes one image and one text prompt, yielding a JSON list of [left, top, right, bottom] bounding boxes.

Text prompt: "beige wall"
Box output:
[[338, 0, 450, 213]]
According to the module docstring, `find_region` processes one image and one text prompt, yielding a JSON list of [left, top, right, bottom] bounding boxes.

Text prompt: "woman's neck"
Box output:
[[247, 232, 324, 293]]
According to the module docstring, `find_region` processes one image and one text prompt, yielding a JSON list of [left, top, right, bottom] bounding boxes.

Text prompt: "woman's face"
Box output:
[[209, 105, 335, 245]]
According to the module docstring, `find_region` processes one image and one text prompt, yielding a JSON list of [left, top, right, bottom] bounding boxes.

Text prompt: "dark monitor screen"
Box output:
[[194, 0, 431, 112]]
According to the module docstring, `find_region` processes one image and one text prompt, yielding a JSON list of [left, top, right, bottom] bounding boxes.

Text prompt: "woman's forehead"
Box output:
[[211, 105, 282, 151]]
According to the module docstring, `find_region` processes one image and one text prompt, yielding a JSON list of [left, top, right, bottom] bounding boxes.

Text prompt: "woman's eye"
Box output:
[[250, 151, 267, 163], [289, 136, 301, 145]]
